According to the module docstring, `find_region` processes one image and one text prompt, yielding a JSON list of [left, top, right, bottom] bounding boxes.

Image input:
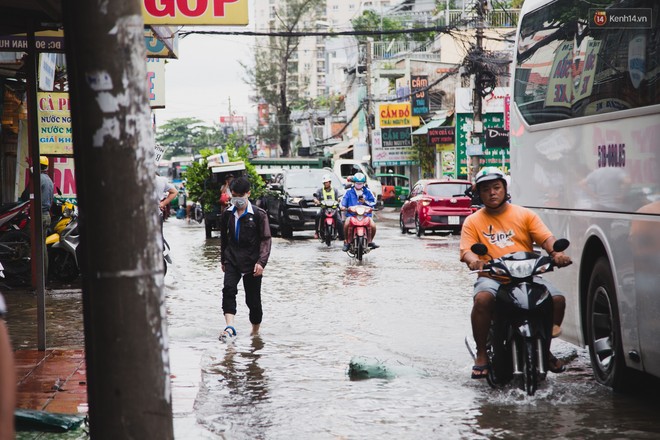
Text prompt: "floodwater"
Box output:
[[4, 209, 660, 439]]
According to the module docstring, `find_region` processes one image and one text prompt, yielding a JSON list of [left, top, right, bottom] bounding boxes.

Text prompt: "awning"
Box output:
[[411, 116, 448, 136]]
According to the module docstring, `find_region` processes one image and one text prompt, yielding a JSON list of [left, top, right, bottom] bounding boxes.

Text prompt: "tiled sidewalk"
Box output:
[[14, 349, 88, 415], [14, 346, 200, 418]]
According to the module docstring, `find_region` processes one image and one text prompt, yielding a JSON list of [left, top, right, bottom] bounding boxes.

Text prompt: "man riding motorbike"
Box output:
[[459, 167, 572, 379], [341, 172, 378, 252], [313, 174, 344, 241]]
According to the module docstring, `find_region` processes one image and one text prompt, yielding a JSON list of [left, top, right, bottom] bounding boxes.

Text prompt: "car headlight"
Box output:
[[288, 197, 303, 205]]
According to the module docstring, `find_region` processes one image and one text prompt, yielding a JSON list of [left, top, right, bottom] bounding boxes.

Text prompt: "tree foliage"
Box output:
[[156, 118, 227, 159], [183, 134, 265, 213]]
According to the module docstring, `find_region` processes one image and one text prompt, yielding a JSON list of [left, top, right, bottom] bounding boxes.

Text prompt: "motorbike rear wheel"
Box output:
[[0, 230, 31, 275]]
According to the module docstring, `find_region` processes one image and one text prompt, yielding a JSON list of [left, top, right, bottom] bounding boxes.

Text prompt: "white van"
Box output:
[[333, 159, 382, 204]]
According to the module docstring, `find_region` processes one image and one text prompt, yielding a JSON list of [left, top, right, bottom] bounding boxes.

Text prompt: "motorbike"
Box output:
[[163, 237, 172, 276], [468, 238, 570, 396], [46, 199, 80, 283], [0, 200, 32, 279], [316, 199, 340, 246], [345, 205, 374, 261]]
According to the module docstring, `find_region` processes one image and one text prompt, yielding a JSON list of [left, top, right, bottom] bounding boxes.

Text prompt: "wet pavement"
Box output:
[[4, 208, 660, 439]]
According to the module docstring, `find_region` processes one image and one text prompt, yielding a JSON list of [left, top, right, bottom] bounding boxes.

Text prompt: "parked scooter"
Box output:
[[345, 205, 374, 261], [46, 201, 80, 283], [0, 200, 31, 279], [467, 239, 570, 396], [316, 199, 340, 247]]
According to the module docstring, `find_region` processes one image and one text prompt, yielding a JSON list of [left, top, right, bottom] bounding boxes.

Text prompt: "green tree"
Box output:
[[156, 118, 227, 158], [351, 10, 404, 43], [243, 0, 323, 157], [183, 134, 265, 213]]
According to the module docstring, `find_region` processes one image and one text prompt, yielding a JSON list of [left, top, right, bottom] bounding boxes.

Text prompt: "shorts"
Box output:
[[473, 276, 563, 298]]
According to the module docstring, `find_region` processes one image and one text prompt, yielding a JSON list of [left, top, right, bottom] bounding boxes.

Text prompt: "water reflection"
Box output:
[[197, 336, 269, 438]]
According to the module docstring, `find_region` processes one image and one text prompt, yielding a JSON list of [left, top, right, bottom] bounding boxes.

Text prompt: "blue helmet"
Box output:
[[352, 172, 366, 184]]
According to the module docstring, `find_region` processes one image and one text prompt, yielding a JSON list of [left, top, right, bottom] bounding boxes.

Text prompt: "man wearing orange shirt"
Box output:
[[460, 167, 572, 379]]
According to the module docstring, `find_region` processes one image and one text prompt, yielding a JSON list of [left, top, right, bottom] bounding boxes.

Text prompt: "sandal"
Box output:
[[552, 325, 562, 338], [218, 325, 237, 342], [471, 364, 489, 379], [547, 354, 566, 373]]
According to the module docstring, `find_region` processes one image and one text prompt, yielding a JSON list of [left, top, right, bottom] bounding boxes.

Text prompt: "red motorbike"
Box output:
[[345, 205, 373, 261]]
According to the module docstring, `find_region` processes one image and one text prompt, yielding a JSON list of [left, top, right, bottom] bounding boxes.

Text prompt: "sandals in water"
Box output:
[[471, 364, 489, 379], [547, 354, 566, 373], [218, 325, 237, 342]]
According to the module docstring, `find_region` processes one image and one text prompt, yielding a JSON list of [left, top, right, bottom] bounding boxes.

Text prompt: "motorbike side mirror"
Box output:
[[471, 243, 488, 256], [553, 238, 570, 253]]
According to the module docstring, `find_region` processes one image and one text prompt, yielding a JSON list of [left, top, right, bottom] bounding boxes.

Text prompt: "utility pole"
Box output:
[[62, 0, 174, 438], [470, 0, 486, 182], [365, 38, 373, 158]]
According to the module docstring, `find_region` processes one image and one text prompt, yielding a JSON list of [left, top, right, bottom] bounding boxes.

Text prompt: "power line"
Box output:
[[179, 25, 454, 39]]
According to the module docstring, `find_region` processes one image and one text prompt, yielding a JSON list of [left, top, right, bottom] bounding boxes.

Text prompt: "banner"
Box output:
[[545, 41, 574, 108]]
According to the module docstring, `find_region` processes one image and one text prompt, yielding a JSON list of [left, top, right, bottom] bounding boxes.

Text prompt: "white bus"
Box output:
[[511, 0, 659, 390]]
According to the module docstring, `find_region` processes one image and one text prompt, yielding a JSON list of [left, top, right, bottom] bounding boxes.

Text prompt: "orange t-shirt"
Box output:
[[459, 204, 553, 262]]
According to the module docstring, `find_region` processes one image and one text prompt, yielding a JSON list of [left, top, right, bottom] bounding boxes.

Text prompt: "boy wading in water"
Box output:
[[219, 177, 272, 340]]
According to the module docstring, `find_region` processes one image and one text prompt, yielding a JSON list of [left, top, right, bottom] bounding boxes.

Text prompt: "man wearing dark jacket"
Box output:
[[219, 176, 272, 341]]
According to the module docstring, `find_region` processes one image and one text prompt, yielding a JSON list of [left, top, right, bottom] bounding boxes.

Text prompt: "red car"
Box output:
[[399, 179, 474, 236]]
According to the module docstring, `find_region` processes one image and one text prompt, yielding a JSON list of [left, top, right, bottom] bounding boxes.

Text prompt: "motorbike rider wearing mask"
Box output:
[[313, 174, 344, 241], [340, 172, 378, 252], [459, 167, 572, 379]]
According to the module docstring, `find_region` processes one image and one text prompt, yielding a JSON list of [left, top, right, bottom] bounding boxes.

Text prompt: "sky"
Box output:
[[153, 29, 256, 128]]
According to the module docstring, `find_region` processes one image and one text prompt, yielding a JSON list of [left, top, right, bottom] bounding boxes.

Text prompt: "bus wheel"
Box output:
[[586, 258, 632, 391]]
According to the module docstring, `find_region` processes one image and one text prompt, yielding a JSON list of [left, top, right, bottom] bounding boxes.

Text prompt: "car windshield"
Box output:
[[426, 183, 470, 197], [284, 170, 343, 195]]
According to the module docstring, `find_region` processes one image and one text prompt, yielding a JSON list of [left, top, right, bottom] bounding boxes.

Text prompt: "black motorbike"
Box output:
[[468, 239, 570, 396]]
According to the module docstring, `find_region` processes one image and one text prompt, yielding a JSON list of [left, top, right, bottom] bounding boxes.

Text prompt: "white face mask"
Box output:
[[231, 197, 248, 209]]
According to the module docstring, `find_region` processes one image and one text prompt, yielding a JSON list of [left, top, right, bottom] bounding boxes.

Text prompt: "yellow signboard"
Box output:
[[142, 0, 248, 25], [37, 92, 73, 155], [378, 103, 412, 127]]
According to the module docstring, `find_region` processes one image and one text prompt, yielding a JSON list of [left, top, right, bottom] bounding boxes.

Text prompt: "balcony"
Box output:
[[372, 40, 439, 61], [434, 9, 520, 28]]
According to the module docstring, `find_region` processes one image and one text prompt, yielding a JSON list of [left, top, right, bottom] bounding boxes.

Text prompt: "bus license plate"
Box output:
[[448, 216, 460, 225]]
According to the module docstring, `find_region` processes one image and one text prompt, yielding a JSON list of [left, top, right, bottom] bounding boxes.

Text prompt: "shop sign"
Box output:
[[428, 126, 455, 145], [142, 0, 248, 25]]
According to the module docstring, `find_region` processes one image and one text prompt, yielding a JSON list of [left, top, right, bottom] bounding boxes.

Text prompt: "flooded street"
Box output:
[[4, 209, 660, 439]]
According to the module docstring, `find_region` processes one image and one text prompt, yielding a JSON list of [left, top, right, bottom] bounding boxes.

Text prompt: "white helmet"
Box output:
[[475, 167, 507, 188], [322, 174, 333, 183]]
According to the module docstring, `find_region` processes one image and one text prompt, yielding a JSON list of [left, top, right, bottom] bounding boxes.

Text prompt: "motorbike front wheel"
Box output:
[[49, 248, 79, 282], [523, 339, 539, 396], [325, 224, 333, 246], [355, 236, 365, 261]]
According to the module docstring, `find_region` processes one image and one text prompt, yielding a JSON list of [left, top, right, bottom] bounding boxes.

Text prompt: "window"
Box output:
[[514, 0, 659, 125]]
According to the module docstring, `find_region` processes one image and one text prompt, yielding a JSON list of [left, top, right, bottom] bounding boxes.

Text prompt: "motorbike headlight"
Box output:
[[355, 206, 366, 216], [534, 262, 551, 275], [505, 260, 535, 278]]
